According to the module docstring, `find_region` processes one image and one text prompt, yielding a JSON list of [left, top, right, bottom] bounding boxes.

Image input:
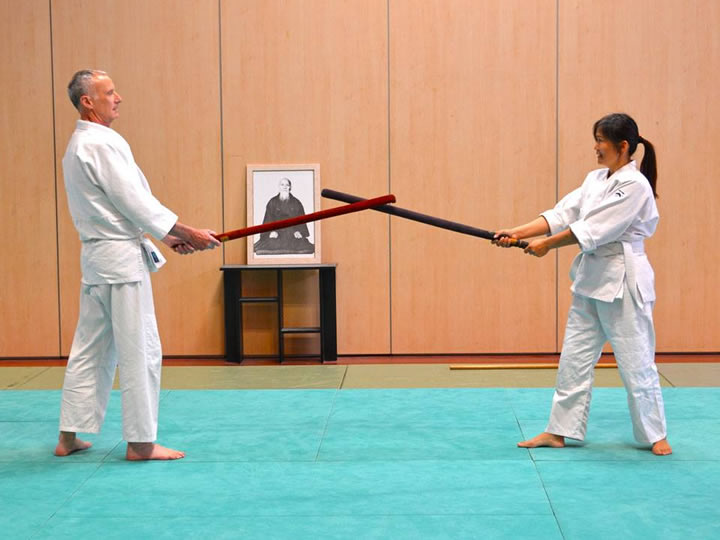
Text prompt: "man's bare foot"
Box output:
[[652, 439, 672, 455], [126, 442, 185, 461], [54, 432, 92, 456], [518, 432, 566, 448]]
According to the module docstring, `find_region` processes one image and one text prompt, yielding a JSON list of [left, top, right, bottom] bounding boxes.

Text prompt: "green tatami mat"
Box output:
[[537, 461, 720, 538], [159, 365, 347, 389], [341, 364, 672, 388], [52, 460, 551, 517], [1, 365, 347, 390], [33, 514, 563, 540], [2, 388, 720, 539], [0, 462, 101, 539], [0, 367, 55, 389], [8, 362, 707, 390], [656, 362, 720, 386]]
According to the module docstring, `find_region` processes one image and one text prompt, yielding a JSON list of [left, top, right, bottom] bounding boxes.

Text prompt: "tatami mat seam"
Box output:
[[31, 462, 106, 538], [338, 365, 349, 389], [522, 433, 567, 538], [4, 368, 52, 390], [314, 387, 342, 461], [511, 391, 566, 538], [658, 370, 676, 388]]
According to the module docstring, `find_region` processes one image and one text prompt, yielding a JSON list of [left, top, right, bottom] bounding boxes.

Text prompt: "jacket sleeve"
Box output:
[[540, 185, 583, 236]]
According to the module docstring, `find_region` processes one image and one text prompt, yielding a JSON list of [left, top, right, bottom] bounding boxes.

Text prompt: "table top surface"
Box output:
[[221, 264, 337, 270]]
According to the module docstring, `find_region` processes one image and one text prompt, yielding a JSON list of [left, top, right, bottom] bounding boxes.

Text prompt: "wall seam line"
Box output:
[[387, 0, 393, 354], [555, 0, 560, 353], [218, 0, 226, 266], [49, 0, 62, 356]]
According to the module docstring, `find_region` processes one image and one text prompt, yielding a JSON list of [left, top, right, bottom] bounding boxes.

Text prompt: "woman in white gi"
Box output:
[[493, 113, 671, 456], [54, 70, 221, 460]]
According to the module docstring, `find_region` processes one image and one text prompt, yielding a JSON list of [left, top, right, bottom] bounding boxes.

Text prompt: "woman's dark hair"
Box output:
[[593, 113, 658, 198]]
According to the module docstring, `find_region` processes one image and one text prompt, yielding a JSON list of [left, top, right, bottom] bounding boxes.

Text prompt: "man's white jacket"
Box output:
[[62, 120, 177, 284]]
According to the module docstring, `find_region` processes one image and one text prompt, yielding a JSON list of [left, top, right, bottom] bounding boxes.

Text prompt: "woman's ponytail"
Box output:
[[637, 136, 658, 198]]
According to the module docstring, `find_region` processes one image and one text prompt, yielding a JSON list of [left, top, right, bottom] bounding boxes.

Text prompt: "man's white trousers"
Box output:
[[59, 269, 161, 442], [546, 285, 667, 444]]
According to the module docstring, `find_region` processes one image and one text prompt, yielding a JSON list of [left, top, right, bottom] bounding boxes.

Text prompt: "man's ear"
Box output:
[[79, 94, 93, 110]]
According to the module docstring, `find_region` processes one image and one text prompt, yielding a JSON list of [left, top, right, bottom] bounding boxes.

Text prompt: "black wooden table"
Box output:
[[221, 264, 337, 363]]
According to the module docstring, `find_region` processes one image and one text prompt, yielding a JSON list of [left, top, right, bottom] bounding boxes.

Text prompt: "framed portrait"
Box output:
[[246, 164, 321, 265]]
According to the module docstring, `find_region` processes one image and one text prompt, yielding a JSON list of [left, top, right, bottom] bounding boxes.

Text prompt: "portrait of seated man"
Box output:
[[253, 177, 315, 255]]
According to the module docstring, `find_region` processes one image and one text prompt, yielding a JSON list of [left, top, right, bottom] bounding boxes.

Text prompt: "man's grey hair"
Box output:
[[67, 70, 107, 110]]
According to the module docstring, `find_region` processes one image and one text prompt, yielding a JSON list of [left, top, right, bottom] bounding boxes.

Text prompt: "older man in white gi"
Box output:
[[54, 70, 220, 460]]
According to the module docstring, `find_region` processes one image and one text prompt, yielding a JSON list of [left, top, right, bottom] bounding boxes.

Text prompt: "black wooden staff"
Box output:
[[321, 189, 528, 249]]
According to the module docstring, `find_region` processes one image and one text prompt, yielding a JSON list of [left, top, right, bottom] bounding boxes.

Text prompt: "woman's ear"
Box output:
[[620, 139, 630, 157]]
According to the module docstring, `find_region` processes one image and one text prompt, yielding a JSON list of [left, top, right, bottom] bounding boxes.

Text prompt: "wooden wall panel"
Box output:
[[0, 0, 59, 357], [390, 0, 558, 353], [3, 1, 719, 358], [51, 0, 223, 355], [557, 0, 720, 352], [221, 0, 390, 354]]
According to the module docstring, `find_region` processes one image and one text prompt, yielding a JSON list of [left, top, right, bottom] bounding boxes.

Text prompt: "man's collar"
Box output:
[[76, 119, 115, 133]]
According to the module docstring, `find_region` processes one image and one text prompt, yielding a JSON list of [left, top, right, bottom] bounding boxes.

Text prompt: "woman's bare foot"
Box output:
[[54, 432, 92, 456], [126, 442, 185, 461], [518, 432, 565, 448], [652, 439, 672, 455]]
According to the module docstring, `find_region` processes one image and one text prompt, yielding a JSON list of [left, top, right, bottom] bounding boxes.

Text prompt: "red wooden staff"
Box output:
[[212, 194, 396, 243]]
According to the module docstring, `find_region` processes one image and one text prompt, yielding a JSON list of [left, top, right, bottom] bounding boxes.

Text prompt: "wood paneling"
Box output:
[[557, 0, 720, 351], [1, 1, 718, 358], [51, 0, 223, 355], [220, 0, 390, 354], [0, 0, 59, 356], [389, 0, 558, 353]]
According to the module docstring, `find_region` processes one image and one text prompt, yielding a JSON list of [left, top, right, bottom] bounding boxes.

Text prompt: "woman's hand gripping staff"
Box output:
[[492, 216, 578, 257]]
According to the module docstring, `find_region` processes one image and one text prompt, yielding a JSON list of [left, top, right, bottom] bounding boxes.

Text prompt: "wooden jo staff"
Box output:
[[322, 189, 528, 248], [213, 194, 397, 242]]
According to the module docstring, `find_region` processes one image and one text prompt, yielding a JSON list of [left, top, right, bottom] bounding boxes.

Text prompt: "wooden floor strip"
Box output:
[[449, 363, 617, 370]]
